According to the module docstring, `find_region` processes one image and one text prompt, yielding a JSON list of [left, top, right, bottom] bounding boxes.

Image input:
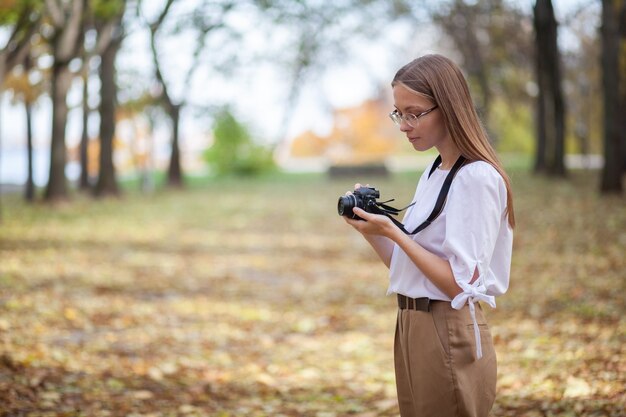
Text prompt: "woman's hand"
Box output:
[[341, 183, 397, 267], [343, 207, 397, 238], [342, 182, 397, 238]]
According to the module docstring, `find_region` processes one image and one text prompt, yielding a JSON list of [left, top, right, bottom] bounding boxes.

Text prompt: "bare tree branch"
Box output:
[[150, 0, 176, 33], [45, 0, 65, 28], [57, 0, 85, 61], [144, 0, 177, 111], [0, 5, 41, 84], [5, 15, 40, 70], [149, 28, 175, 113], [181, 18, 226, 96], [94, 21, 115, 56]]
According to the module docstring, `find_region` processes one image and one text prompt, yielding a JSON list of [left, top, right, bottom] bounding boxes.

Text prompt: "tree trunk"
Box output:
[[167, 104, 183, 187], [533, 0, 566, 177], [79, 61, 91, 190], [534, 76, 547, 172], [618, 1, 626, 179], [0, 4, 41, 216], [95, 36, 121, 197], [141, 114, 156, 194], [149, 0, 185, 188], [600, 0, 624, 193], [25, 100, 35, 201], [44, 0, 84, 201], [44, 61, 73, 201], [433, 0, 494, 143], [0, 98, 3, 223]]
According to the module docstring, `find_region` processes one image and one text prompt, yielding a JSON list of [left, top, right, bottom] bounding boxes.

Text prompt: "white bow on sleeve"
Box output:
[[451, 280, 496, 360]]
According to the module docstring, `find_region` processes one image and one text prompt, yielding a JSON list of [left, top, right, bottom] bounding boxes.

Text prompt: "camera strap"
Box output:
[[372, 155, 467, 235]]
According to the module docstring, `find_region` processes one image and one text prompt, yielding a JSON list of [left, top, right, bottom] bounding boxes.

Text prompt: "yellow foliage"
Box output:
[[288, 98, 398, 164], [290, 130, 327, 157], [2, 70, 42, 104], [0, 0, 18, 11]]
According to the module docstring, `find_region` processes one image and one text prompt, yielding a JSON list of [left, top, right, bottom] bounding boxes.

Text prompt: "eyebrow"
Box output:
[[394, 105, 428, 114], [405, 105, 429, 112]]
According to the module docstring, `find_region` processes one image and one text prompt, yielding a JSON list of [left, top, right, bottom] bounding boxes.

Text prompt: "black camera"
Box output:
[[337, 186, 381, 220], [338, 155, 466, 234]]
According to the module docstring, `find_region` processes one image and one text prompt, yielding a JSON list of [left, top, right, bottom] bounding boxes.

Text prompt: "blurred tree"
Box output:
[[600, 0, 625, 193], [533, 0, 566, 177], [78, 38, 92, 190], [394, 0, 532, 148], [204, 107, 275, 176], [562, 5, 602, 163], [369, 0, 535, 153], [0, 0, 40, 84], [78, 5, 98, 191], [117, 91, 161, 194], [22, 57, 36, 201], [43, 0, 85, 201], [255, 0, 401, 147], [621, 5, 626, 177], [93, 0, 126, 197], [142, 0, 242, 187], [145, 0, 181, 187], [3, 54, 45, 201], [0, 0, 41, 218], [77, 0, 132, 194], [424, 0, 535, 145]]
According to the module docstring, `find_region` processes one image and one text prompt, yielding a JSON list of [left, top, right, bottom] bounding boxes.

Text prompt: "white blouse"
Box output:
[[388, 160, 513, 359]]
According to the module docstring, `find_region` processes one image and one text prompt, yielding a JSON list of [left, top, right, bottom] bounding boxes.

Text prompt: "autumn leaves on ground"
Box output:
[[1, 169, 624, 417]]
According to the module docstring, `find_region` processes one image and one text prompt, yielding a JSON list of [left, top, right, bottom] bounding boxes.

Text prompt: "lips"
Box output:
[[408, 137, 419, 142]]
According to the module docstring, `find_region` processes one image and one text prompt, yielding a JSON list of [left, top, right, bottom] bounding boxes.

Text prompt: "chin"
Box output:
[[412, 142, 434, 152]]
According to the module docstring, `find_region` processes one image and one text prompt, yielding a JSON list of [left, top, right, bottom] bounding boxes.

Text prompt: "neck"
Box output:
[[436, 142, 461, 170]]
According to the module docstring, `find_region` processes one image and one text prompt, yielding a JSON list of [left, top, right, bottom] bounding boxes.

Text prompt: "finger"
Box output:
[[352, 207, 372, 220], [343, 216, 362, 228], [354, 183, 361, 190]]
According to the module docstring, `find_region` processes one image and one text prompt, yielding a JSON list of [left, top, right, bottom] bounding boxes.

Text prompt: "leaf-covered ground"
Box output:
[[1, 169, 624, 416]]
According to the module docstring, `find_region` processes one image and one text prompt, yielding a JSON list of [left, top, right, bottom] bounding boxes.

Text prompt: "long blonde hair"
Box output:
[[392, 54, 515, 228]]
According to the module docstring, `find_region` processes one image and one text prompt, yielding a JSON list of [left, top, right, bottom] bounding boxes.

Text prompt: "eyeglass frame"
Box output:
[[389, 105, 439, 128]]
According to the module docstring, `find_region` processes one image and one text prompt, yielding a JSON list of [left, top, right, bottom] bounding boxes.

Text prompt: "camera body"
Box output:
[[337, 186, 381, 220]]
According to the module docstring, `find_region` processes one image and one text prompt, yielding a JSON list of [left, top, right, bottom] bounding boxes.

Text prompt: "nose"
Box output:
[[399, 119, 413, 133]]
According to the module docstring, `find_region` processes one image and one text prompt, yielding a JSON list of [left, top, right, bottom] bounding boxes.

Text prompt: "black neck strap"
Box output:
[[399, 154, 467, 235]]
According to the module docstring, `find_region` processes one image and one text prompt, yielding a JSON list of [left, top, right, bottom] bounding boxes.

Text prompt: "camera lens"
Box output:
[[337, 194, 356, 217]]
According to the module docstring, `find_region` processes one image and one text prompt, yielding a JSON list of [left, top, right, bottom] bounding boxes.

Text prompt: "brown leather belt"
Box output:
[[397, 294, 434, 312]]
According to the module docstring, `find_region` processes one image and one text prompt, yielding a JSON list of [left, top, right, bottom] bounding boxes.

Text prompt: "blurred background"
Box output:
[[0, 0, 623, 194], [0, 0, 624, 416]]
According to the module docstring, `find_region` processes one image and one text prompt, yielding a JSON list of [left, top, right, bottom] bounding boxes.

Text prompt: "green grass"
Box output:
[[0, 168, 624, 416]]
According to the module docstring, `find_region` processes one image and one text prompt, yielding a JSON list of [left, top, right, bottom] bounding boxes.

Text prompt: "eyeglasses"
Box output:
[[389, 105, 438, 128]]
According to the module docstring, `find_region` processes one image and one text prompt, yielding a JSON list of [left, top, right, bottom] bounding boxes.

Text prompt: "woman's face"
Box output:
[[392, 83, 450, 152]]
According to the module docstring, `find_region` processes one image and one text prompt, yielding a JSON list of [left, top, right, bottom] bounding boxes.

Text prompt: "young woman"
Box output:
[[343, 54, 514, 417]]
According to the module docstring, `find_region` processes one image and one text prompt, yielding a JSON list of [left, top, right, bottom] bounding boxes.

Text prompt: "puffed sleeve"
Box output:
[[442, 162, 508, 359]]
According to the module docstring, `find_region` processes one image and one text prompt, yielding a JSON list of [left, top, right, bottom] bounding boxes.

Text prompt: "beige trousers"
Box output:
[[394, 301, 497, 417]]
